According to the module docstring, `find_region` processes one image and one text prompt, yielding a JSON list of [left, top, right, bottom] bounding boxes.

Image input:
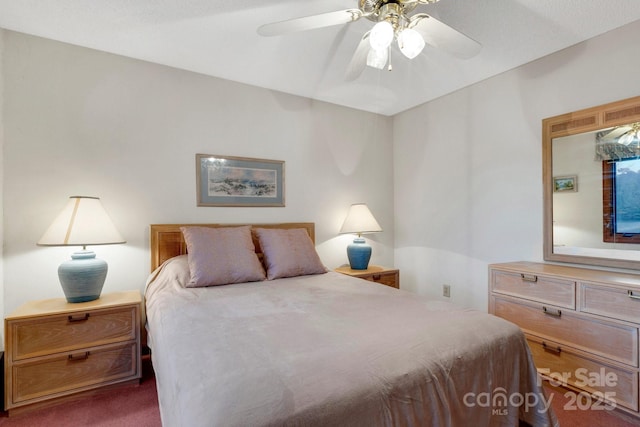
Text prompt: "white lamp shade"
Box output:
[[38, 196, 126, 247], [369, 21, 394, 51], [339, 203, 383, 235], [398, 28, 425, 59]]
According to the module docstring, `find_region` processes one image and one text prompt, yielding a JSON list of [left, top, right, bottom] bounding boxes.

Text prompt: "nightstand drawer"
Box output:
[[362, 271, 399, 288], [493, 296, 638, 366], [9, 305, 137, 361], [527, 335, 638, 411], [11, 341, 138, 405], [491, 270, 575, 309], [335, 266, 399, 289]]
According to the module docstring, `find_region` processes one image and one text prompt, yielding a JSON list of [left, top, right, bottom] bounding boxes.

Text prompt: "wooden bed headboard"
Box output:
[[149, 223, 315, 272]]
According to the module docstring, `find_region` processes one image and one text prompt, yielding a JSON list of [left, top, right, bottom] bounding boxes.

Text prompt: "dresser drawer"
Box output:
[[10, 341, 138, 405], [580, 283, 640, 324], [8, 306, 137, 361], [491, 270, 575, 309], [527, 335, 639, 411], [493, 297, 638, 366]]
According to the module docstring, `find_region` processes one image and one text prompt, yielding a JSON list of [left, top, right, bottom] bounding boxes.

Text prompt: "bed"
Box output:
[[144, 223, 558, 427]]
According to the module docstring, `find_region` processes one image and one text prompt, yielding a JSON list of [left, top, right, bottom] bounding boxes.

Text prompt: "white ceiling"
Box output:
[[1, 0, 640, 116]]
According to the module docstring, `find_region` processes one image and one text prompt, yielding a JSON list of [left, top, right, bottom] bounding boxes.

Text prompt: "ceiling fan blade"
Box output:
[[401, 0, 442, 4], [258, 9, 363, 37], [409, 13, 481, 59], [598, 125, 632, 141], [345, 31, 371, 81]]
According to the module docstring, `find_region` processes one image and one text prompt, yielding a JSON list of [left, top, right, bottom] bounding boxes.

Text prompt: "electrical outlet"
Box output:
[[442, 284, 451, 298]]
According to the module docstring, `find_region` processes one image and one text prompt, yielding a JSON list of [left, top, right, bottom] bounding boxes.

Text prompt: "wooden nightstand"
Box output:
[[4, 290, 142, 414], [335, 265, 400, 289]]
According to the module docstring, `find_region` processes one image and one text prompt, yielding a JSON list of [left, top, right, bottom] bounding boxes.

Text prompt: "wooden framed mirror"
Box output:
[[543, 96, 640, 270]]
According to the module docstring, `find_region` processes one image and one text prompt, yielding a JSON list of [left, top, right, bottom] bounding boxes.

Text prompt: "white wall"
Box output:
[[393, 20, 640, 310], [1, 31, 394, 317], [552, 132, 604, 249], [0, 31, 4, 323]]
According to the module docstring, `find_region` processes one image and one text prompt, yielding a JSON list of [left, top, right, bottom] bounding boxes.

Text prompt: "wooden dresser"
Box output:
[[4, 291, 142, 414], [489, 262, 640, 416], [335, 265, 400, 289]]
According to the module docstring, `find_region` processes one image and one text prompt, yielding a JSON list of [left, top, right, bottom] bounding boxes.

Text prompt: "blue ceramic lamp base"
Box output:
[[58, 250, 108, 303], [347, 237, 372, 270]]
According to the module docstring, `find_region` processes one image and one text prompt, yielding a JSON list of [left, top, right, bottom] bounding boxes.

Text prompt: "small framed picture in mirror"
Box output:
[[553, 175, 577, 193]]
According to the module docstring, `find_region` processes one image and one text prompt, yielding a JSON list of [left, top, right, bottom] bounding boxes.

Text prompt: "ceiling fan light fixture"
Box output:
[[398, 28, 425, 59], [258, 0, 482, 80], [619, 123, 640, 146], [366, 47, 388, 69], [369, 21, 394, 50]]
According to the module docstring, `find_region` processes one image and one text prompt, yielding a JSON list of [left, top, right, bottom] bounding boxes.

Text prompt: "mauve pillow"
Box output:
[[180, 226, 266, 287], [254, 227, 328, 280]]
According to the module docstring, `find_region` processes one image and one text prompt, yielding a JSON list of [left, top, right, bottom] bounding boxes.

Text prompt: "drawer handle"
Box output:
[[542, 342, 562, 354], [68, 313, 90, 323], [68, 351, 90, 361], [628, 290, 640, 300], [542, 306, 562, 317], [373, 274, 381, 280], [521, 274, 538, 283]]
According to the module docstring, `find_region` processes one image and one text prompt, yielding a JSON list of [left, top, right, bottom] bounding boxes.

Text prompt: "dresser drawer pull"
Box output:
[[542, 342, 562, 354], [68, 313, 90, 323], [627, 290, 640, 300], [68, 351, 90, 361], [373, 274, 381, 280], [520, 274, 538, 283], [542, 306, 562, 317]]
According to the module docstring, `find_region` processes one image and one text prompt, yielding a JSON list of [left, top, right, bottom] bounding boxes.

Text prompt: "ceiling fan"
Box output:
[[258, 0, 481, 80]]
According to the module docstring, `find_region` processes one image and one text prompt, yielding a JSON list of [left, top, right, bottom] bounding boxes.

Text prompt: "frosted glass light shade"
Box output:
[[369, 21, 394, 51], [398, 28, 425, 59], [367, 48, 388, 69], [38, 196, 125, 303], [619, 124, 640, 146]]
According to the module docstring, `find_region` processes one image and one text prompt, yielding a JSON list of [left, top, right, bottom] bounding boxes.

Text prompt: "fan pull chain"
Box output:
[[387, 44, 393, 71]]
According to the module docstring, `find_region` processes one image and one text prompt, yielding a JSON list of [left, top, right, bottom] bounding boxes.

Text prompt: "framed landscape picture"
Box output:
[[196, 154, 285, 207], [553, 175, 577, 193]]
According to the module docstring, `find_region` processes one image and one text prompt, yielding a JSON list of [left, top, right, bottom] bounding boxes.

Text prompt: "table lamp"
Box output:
[[339, 203, 382, 270], [37, 196, 126, 303]]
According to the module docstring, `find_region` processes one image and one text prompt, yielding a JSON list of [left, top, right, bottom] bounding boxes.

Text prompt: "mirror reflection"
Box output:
[[552, 129, 640, 260], [543, 96, 640, 270]]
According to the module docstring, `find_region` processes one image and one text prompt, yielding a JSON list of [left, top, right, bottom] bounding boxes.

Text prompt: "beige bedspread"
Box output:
[[145, 256, 558, 427]]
